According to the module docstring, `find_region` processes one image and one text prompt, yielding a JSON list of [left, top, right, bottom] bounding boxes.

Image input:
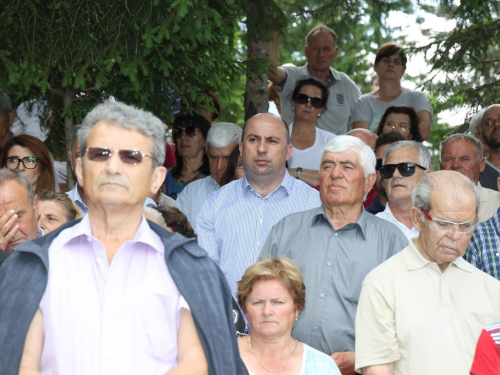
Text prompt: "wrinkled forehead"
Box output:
[[442, 138, 478, 159], [386, 145, 420, 163], [322, 149, 361, 165], [0, 184, 32, 214]]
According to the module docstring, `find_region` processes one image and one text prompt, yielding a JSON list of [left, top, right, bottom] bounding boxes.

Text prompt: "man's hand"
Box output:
[[0, 210, 19, 252], [331, 351, 356, 375]]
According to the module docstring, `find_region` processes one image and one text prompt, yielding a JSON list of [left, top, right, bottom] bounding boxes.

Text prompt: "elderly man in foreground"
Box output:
[[0, 101, 245, 374], [355, 170, 500, 375], [261, 135, 407, 375]]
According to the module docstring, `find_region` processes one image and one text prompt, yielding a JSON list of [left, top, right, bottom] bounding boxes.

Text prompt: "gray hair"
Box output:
[[78, 100, 165, 168], [322, 135, 376, 177], [0, 89, 13, 114], [305, 24, 338, 46], [206, 122, 242, 150], [440, 133, 483, 160], [0, 169, 36, 206], [469, 108, 487, 137], [382, 140, 431, 169], [412, 170, 480, 215]]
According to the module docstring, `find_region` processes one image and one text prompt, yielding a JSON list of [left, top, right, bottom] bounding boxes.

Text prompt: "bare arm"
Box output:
[[352, 121, 370, 130], [287, 168, 320, 188], [19, 308, 44, 375], [166, 308, 208, 375], [268, 29, 287, 86], [417, 110, 431, 141], [331, 351, 355, 375], [362, 363, 394, 375]]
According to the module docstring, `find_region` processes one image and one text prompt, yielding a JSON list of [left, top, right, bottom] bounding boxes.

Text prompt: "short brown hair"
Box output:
[[237, 257, 306, 313], [305, 24, 337, 46], [375, 42, 407, 70]]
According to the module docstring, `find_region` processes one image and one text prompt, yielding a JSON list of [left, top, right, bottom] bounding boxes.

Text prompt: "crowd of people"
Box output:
[[1, 22, 500, 375]]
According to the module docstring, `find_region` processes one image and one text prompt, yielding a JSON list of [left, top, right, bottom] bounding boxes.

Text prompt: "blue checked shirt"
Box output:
[[196, 171, 321, 296], [466, 208, 500, 279]]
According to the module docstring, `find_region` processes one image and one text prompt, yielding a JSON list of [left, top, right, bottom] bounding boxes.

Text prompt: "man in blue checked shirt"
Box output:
[[466, 177, 500, 279], [196, 113, 321, 296]]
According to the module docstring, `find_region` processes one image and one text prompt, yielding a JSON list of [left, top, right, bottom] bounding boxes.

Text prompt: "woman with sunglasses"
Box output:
[[351, 43, 432, 140], [165, 112, 211, 199], [1, 134, 56, 194], [287, 77, 335, 188], [375, 106, 423, 142]]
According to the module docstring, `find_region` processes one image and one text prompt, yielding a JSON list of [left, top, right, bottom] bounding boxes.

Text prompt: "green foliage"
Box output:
[[413, 1, 500, 122], [0, 0, 243, 155]]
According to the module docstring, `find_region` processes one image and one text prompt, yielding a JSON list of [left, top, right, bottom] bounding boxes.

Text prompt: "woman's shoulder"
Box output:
[[301, 344, 341, 374]]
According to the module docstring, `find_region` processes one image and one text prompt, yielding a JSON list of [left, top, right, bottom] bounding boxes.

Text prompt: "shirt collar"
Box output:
[[404, 237, 473, 273], [311, 205, 367, 239], [61, 215, 164, 255], [241, 170, 294, 198], [304, 64, 339, 85]]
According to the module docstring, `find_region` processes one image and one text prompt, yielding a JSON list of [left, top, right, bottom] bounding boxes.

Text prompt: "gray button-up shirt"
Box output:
[[260, 205, 408, 355]]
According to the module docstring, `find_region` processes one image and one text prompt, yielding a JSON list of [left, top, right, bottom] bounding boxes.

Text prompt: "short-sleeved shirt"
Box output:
[[287, 123, 336, 170], [39, 215, 189, 375], [355, 238, 500, 375], [275, 64, 361, 135], [350, 88, 433, 131], [260, 206, 407, 354], [470, 322, 500, 375]]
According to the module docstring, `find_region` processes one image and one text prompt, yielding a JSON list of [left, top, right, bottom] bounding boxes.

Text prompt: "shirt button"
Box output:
[[96, 258, 102, 264], [320, 293, 325, 298], [334, 233, 338, 237], [87, 237, 92, 242], [327, 262, 332, 266], [313, 327, 318, 331]]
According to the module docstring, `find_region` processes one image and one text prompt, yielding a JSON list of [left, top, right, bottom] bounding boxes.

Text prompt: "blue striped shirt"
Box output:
[[466, 207, 500, 279], [196, 171, 321, 296]]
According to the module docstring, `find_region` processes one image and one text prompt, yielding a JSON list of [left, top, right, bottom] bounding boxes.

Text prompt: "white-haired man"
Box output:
[[355, 171, 500, 375], [377, 140, 431, 239], [176, 122, 242, 227], [261, 135, 407, 375]]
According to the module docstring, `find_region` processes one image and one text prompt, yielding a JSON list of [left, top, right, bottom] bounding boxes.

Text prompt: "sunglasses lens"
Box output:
[[375, 159, 382, 170], [398, 164, 416, 177], [380, 165, 396, 179], [119, 150, 143, 165], [87, 148, 111, 162], [309, 98, 324, 108], [185, 126, 197, 137], [295, 94, 309, 105]]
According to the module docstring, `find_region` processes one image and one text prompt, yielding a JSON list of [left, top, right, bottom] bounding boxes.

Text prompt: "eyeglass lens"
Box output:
[[4, 156, 39, 169], [86, 148, 150, 165], [295, 94, 324, 109], [380, 163, 425, 179]]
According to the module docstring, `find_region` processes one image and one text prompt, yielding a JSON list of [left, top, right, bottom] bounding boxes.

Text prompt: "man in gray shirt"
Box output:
[[260, 135, 407, 375], [268, 25, 361, 135]]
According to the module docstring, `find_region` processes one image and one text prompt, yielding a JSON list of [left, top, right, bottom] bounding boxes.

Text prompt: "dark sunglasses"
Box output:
[[380, 162, 427, 179], [294, 93, 325, 109], [172, 126, 199, 138], [86, 147, 153, 165], [375, 158, 383, 170]]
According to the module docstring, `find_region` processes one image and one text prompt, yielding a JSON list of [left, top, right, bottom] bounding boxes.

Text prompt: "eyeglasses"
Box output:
[[376, 158, 383, 170], [420, 208, 478, 234], [294, 93, 325, 109], [235, 160, 243, 169], [172, 126, 199, 138], [85, 148, 153, 165], [380, 162, 427, 179], [383, 122, 408, 132], [4, 156, 39, 170]]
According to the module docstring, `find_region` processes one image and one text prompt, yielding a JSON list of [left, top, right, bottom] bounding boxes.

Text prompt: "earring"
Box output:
[[317, 112, 322, 118], [292, 106, 295, 110], [295, 316, 298, 321]]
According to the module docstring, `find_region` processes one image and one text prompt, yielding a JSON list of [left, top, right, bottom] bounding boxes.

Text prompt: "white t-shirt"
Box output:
[[288, 123, 336, 170]]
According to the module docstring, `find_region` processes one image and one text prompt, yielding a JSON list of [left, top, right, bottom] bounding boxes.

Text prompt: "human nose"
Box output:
[[257, 139, 267, 154], [216, 158, 227, 171], [17, 160, 26, 171], [262, 302, 273, 316]]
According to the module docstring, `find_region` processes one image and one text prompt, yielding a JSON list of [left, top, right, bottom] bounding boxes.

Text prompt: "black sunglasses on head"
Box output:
[[172, 126, 199, 138], [294, 93, 325, 109], [380, 162, 427, 179]]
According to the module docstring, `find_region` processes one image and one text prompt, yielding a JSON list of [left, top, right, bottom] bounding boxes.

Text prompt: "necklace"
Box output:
[[247, 335, 298, 373]]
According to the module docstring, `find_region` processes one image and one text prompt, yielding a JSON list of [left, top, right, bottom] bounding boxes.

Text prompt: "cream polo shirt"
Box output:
[[355, 238, 500, 375]]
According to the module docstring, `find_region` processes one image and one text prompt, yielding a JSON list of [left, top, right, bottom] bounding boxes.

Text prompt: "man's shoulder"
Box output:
[[274, 206, 322, 228], [363, 247, 407, 286]]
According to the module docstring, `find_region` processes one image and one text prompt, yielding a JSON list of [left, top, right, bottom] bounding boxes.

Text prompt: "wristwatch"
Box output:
[[295, 167, 303, 180]]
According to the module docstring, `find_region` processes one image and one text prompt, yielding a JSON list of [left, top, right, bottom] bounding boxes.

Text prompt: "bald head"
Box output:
[[242, 113, 290, 144], [347, 129, 378, 150]]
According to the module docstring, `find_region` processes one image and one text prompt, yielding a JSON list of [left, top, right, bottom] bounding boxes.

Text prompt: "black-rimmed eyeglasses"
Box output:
[[4, 156, 39, 170]]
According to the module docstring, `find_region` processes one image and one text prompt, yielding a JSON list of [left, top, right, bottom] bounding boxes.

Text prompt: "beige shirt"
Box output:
[[355, 238, 500, 375], [478, 182, 500, 223]]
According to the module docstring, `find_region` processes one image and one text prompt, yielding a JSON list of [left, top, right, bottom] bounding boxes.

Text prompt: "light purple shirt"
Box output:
[[39, 215, 189, 375]]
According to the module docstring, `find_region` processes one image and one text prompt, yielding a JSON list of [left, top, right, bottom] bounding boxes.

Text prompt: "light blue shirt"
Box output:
[[175, 176, 220, 229], [196, 171, 321, 296], [66, 184, 156, 215]]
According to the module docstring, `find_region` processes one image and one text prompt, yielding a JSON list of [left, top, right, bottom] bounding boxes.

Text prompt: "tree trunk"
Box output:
[[244, 0, 269, 122], [63, 87, 75, 190]]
